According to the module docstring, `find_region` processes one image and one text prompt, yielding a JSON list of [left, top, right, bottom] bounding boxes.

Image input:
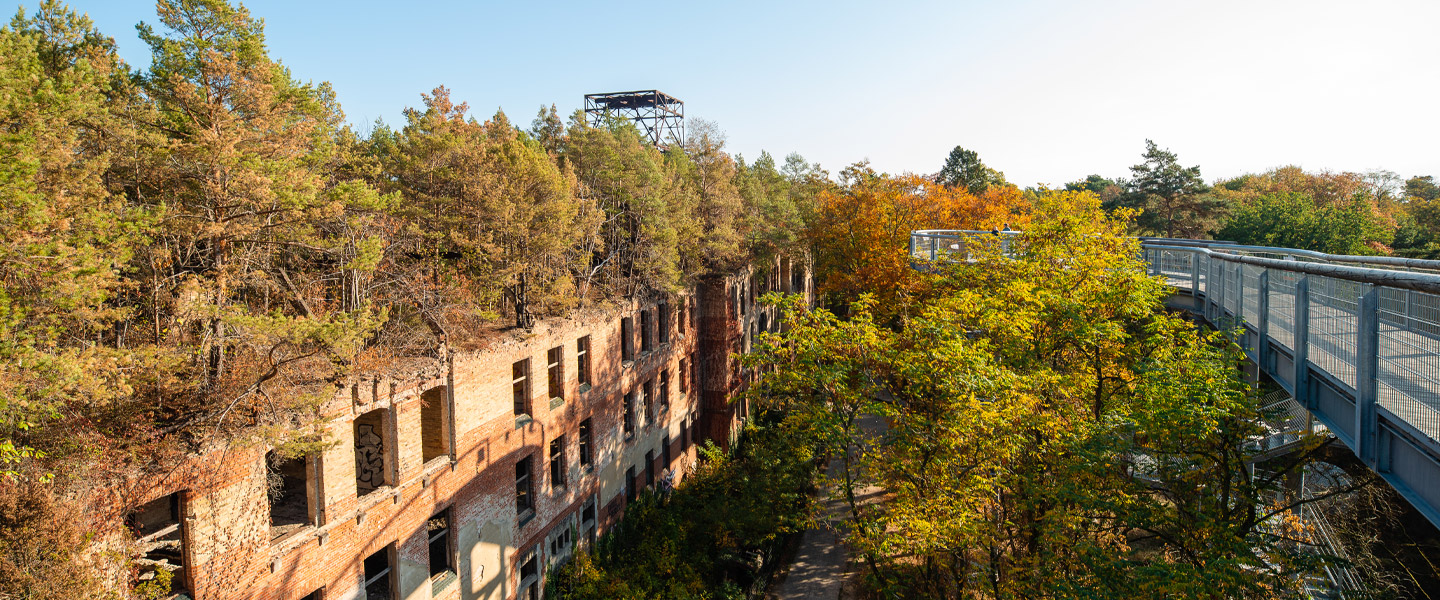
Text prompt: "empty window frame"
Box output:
[[644, 450, 655, 488], [658, 303, 670, 343], [515, 456, 534, 517], [639, 309, 653, 353], [643, 379, 655, 426], [658, 370, 670, 414], [547, 346, 564, 402], [127, 493, 189, 595], [625, 466, 637, 503], [678, 300, 687, 334], [354, 408, 391, 496], [578, 419, 593, 469], [581, 496, 598, 546], [576, 336, 591, 388], [300, 590, 323, 600], [267, 450, 312, 539], [621, 317, 634, 361], [690, 414, 701, 444], [513, 359, 531, 417], [623, 392, 635, 437], [421, 385, 449, 463], [549, 436, 566, 492], [519, 552, 540, 600], [363, 545, 396, 600], [428, 508, 455, 580], [680, 421, 690, 451], [679, 358, 688, 394]]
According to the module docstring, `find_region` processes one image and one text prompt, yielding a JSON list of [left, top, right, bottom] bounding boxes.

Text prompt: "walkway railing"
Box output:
[[909, 230, 1440, 530]]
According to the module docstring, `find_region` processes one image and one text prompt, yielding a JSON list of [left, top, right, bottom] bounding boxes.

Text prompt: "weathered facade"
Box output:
[[123, 260, 810, 600]]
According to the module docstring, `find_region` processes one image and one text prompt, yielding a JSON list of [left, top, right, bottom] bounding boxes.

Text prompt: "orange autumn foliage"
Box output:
[[808, 169, 1030, 309]]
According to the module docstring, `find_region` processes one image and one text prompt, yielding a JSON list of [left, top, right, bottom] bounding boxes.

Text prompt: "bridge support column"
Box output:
[[1294, 276, 1311, 409], [1356, 286, 1380, 467]]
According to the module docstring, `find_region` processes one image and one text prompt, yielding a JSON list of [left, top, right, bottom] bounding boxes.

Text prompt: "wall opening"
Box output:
[[640, 309, 653, 353], [354, 408, 391, 496], [549, 435, 566, 492], [547, 346, 564, 402], [623, 391, 635, 437], [658, 303, 670, 343], [644, 450, 655, 489], [428, 508, 454, 580], [577, 336, 591, 388], [421, 385, 449, 464], [267, 450, 312, 539], [621, 317, 634, 360], [519, 551, 539, 600], [578, 418, 593, 469], [363, 544, 395, 600], [513, 359, 531, 417], [625, 466, 636, 503], [515, 455, 534, 518], [659, 370, 670, 414], [127, 492, 189, 596]]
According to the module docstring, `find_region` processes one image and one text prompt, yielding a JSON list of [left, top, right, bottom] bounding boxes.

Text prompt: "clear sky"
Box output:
[[54, 0, 1440, 188]]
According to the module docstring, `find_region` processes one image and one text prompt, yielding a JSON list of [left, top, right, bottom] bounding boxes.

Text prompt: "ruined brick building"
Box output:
[[124, 259, 812, 600]]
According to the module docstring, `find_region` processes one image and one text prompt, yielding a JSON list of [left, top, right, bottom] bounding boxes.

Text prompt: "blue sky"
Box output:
[[53, 0, 1440, 188]]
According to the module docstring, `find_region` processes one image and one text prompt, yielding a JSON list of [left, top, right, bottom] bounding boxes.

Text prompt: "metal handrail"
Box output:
[[910, 229, 1440, 535]]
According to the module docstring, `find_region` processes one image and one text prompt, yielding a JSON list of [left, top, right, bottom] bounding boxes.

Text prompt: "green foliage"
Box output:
[[936, 145, 1007, 195], [1216, 192, 1391, 254], [747, 192, 1343, 598], [1405, 175, 1438, 201], [1117, 139, 1223, 237], [547, 427, 815, 600]]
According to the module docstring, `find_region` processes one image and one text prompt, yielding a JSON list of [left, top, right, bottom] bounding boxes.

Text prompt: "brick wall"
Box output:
[[111, 260, 813, 600]]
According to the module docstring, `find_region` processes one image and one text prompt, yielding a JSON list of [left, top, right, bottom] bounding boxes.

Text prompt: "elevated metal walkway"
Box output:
[[910, 230, 1440, 530]]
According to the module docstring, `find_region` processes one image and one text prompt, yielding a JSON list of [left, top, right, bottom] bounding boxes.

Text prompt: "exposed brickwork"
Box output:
[[110, 264, 812, 600]]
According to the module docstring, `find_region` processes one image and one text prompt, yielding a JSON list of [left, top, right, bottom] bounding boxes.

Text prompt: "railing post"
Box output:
[[1294, 276, 1311, 408], [1190, 251, 1200, 297], [1257, 269, 1270, 372], [930, 236, 937, 261], [1356, 286, 1380, 467]]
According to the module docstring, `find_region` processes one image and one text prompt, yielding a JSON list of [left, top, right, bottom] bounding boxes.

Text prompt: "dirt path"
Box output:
[[769, 415, 886, 599]]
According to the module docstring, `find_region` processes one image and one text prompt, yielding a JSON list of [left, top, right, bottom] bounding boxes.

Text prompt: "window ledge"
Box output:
[[549, 397, 565, 410], [579, 382, 592, 394], [515, 414, 533, 429], [518, 508, 536, 527], [431, 570, 458, 595]]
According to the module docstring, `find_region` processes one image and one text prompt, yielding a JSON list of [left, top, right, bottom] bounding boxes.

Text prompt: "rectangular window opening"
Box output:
[[643, 380, 655, 427], [621, 317, 634, 361], [547, 346, 564, 402], [267, 451, 312, 540], [515, 456, 534, 517], [659, 370, 670, 414], [421, 385, 449, 463], [658, 303, 670, 343], [519, 552, 539, 600], [679, 358, 688, 394], [428, 509, 454, 579], [623, 392, 635, 437], [513, 359, 531, 417], [578, 419, 593, 469], [625, 466, 637, 503], [644, 450, 655, 489], [363, 545, 395, 600], [354, 408, 391, 496], [640, 309, 653, 353], [577, 336, 591, 388], [662, 435, 672, 468], [549, 436, 566, 492], [127, 493, 189, 595]]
